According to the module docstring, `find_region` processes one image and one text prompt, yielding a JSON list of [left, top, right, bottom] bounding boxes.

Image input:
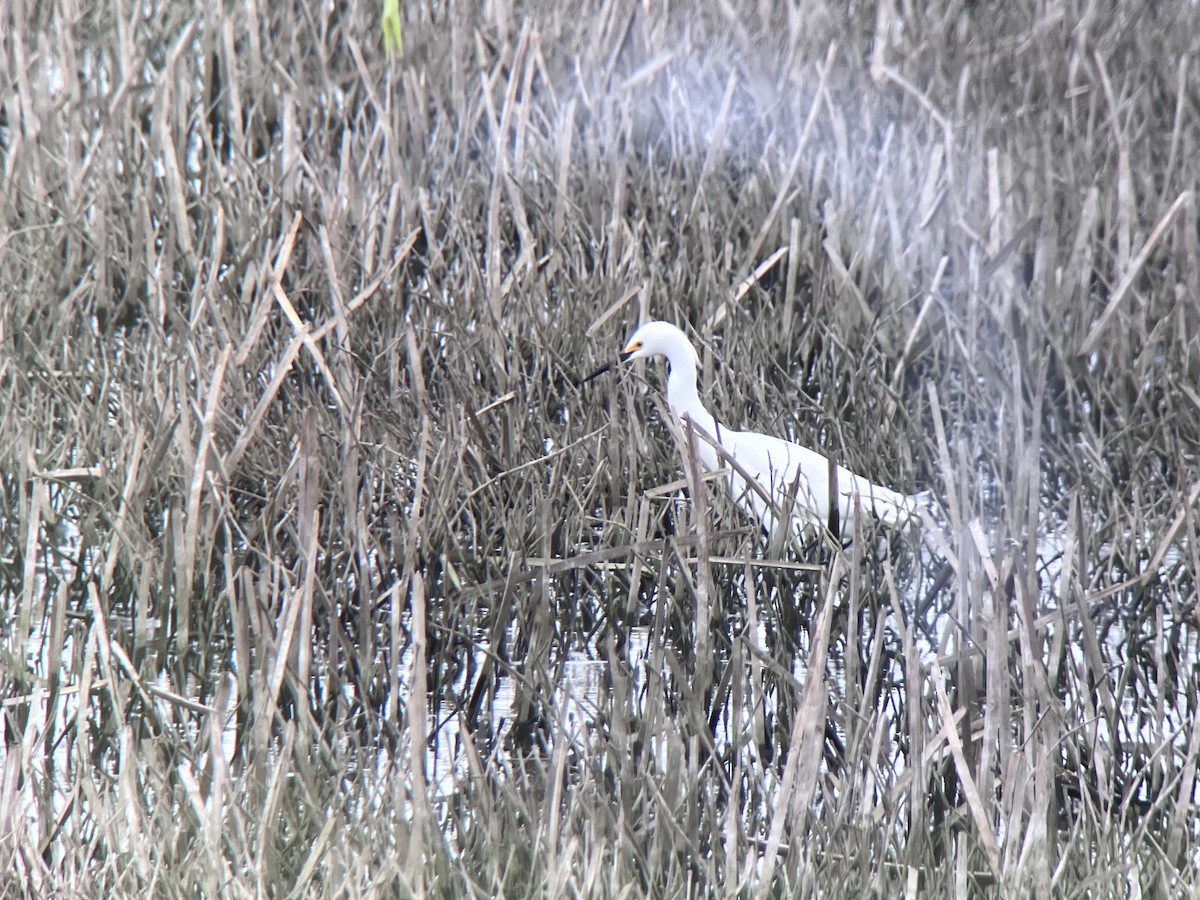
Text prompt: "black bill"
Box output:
[[578, 359, 616, 386]]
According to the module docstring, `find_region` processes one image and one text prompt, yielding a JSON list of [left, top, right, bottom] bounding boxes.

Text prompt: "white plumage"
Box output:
[[620, 321, 922, 538]]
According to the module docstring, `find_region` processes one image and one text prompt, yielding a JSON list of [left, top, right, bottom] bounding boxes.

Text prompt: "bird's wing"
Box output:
[[722, 430, 833, 522], [724, 430, 914, 528]]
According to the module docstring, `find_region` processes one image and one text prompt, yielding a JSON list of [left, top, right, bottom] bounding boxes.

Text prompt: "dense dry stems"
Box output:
[[1, 0, 1199, 896]]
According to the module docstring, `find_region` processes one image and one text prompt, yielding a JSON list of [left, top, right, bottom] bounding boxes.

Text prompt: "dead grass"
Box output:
[[1, 0, 1199, 897]]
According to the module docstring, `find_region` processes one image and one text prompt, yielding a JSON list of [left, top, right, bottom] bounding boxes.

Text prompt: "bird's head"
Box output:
[[620, 321, 699, 368]]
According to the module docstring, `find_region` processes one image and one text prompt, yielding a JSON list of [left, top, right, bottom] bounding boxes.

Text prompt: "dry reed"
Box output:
[[1, 0, 1198, 897]]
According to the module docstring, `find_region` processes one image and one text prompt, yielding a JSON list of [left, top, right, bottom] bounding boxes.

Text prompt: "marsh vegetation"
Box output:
[[2, 1, 1198, 896]]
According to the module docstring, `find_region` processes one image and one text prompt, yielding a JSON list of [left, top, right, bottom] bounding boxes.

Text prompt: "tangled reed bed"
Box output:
[[1, 0, 1199, 896]]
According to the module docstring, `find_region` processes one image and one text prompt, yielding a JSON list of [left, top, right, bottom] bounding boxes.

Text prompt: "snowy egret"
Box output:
[[616, 321, 923, 539]]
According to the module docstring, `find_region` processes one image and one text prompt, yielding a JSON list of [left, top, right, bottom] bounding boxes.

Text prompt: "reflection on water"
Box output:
[[413, 514, 1195, 821], [3, 508, 1194, 858]]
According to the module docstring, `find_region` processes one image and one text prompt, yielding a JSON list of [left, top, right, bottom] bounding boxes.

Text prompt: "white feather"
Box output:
[[621, 321, 921, 537]]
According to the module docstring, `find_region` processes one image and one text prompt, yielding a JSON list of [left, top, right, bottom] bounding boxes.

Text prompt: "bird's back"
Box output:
[[719, 429, 915, 535]]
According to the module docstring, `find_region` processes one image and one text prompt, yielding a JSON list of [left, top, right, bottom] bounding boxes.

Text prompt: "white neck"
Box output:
[[665, 352, 718, 437]]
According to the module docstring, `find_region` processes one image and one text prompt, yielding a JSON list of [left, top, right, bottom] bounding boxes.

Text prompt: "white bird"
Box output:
[[618, 321, 923, 539]]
